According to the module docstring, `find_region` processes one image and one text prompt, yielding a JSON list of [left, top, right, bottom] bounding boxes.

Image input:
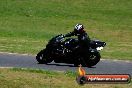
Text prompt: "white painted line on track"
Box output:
[[101, 58, 132, 63], [0, 67, 13, 69], [0, 52, 34, 56]]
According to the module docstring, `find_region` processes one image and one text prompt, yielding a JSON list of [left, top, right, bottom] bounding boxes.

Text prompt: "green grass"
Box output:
[[0, 68, 131, 88], [0, 0, 132, 60]]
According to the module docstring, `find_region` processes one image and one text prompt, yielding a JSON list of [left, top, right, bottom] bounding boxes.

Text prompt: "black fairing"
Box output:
[[90, 40, 106, 49], [64, 38, 79, 50]]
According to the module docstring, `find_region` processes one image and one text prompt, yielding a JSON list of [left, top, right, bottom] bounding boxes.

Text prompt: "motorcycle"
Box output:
[[36, 34, 106, 67]]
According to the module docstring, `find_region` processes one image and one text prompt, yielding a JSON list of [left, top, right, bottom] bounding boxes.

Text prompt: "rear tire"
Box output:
[[36, 49, 53, 64]]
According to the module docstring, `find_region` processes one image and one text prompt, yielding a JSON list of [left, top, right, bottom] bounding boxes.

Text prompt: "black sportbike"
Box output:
[[36, 34, 106, 67]]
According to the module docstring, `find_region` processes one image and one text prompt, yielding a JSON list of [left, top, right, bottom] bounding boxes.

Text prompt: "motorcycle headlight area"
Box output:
[[96, 47, 103, 51]]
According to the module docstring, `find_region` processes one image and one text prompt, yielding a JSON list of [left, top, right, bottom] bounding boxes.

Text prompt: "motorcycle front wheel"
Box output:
[[84, 51, 101, 67]]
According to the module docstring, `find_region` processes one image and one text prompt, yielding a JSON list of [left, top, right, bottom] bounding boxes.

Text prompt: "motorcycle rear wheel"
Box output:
[[36, 49, 53, 64]]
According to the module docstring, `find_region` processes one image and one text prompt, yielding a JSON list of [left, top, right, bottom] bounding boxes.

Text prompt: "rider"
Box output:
[[63, 24, 91, 52]]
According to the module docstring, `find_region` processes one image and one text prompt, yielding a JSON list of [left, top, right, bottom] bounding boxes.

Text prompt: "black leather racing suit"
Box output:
[[64, 31, 91, 54]]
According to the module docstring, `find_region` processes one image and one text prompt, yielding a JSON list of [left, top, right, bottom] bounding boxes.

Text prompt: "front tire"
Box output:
[[84, 51, 101, 67], [36, 49, 53, 64]]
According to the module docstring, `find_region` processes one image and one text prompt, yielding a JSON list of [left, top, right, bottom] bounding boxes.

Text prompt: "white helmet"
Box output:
[[74, 24, 84, 33]]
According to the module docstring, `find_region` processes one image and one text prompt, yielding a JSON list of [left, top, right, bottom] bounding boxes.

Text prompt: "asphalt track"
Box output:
[[0, 53, 132, 76]]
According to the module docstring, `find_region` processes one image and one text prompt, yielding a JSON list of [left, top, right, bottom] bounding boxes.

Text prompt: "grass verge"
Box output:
[[0, 68, 131, 88], [0, 0, 132, 60]]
